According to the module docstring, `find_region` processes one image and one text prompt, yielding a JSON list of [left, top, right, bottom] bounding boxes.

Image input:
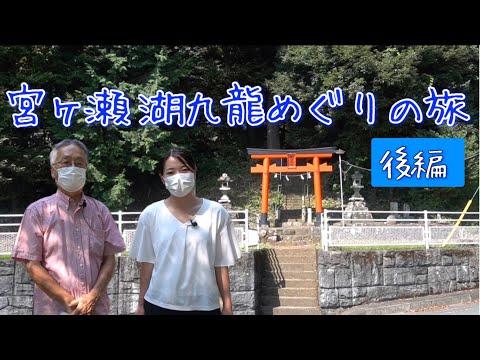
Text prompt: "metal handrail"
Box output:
[[0, 209, 255, 254], [320, 209, 480, 250]]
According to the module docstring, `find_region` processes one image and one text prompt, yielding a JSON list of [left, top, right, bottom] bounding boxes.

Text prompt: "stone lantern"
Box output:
[[350, 171, 364, 201], [218, 173, 232, 210], [343, 171, 372, 224]]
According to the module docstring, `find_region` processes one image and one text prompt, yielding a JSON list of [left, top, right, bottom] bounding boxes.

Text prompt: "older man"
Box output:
[[12, 139, 125, 315]]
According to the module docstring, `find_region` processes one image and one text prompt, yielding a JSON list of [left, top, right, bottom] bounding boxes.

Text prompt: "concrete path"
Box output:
[[340, 288, 479, 315]]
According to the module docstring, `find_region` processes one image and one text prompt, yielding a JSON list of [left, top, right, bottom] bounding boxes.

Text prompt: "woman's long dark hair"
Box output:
[[159, 148, 197, 176]]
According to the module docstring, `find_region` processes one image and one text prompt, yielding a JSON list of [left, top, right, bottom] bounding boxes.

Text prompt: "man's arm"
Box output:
[[25, 260, 76, 314], [135, 262, 154, 315], [215, 266, 233, 315], [70, 255, 116, 315]]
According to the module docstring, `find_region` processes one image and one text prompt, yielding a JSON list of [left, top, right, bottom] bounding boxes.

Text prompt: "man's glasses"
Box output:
[[54, 161, 88, 169]]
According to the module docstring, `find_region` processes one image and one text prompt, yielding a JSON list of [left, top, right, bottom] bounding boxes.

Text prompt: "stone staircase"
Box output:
[[259, 177, 321, 314], [284, 193, 303, 208], [280, 193, 304, 224], [260, 245, 321, 315]]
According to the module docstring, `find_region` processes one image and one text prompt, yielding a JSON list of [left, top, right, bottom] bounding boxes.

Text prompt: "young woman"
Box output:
[[129, 147, 241, 315]]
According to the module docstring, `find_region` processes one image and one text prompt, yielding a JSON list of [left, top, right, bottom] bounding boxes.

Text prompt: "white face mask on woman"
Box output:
[[56, 166, 86, 193], [164, 172, 195, 197]]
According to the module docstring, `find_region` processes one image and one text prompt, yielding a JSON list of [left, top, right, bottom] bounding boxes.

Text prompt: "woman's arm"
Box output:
[[136, 262, 154, 315], [215, 266, 233, 315]]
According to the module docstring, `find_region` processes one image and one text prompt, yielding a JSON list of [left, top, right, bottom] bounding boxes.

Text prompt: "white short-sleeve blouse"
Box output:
[[129, 199, 241, 311]]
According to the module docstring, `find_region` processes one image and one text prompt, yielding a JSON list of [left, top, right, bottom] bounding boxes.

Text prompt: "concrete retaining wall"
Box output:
[[318, 248, 479, 309], [0, 251, 264, 315]]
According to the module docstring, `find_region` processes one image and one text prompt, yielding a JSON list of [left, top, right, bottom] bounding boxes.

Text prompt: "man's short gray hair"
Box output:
[[49, 139, 89, 166]]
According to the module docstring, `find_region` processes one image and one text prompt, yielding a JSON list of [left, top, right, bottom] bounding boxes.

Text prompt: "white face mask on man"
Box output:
[[164, 172, 195, 197], [56, 166, 86, 193]]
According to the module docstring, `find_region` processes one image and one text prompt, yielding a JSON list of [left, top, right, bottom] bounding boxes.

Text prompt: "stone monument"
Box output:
[[343, 171, 373, 225], [402, 203, 412, 219]]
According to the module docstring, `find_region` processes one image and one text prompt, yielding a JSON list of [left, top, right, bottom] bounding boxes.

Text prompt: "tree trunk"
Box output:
[[267, 123, 280, 149]]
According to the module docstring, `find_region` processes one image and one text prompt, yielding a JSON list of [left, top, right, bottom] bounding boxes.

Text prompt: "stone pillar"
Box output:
[[390, 202, 398, 213]]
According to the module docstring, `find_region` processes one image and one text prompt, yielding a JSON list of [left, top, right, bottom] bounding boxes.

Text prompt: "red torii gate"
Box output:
[[247, 148, 337, 226]]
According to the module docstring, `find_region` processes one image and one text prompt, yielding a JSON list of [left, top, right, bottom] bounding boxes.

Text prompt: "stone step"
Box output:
[[260, 227, 314, 240], [260, 306, 321, 315], [261, 295, 318, 307], [279, 235, 313, 242], [284, 202, 303, 206], [266, 245, 316, 252], [265, 255, 317, 264], [285, 195, 303, 200], [265, 247, 317, 258], [265, 256, 317, 270], [281, 221, 308, 227], [262, 278, 318, 288], [286, 196, 303, 200], [261, 287, 317, 297], [265, 253, 317, 264], [269, 240, 317, 247], [264, 270, 317, 280], [265, 262, 317, 272], [281, 227, 313, 236], [284, 205, 303, 211]]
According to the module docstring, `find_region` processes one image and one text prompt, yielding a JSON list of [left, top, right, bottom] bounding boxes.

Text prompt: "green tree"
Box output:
[[0, 45, 277, 212], [267, 45, 479, 212]]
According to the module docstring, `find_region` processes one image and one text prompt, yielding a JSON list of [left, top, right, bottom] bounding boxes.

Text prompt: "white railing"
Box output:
[[320, 209, 480, 250], [227, 209, 257, 252], [0, 209, 256, 255], [0, 214, 22, 255], [111, 209, 254, 253]]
